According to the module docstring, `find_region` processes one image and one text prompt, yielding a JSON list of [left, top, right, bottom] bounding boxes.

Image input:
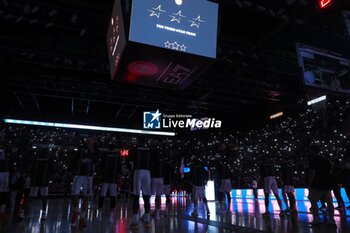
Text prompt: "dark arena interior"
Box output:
[[1, 0, 350, 232]]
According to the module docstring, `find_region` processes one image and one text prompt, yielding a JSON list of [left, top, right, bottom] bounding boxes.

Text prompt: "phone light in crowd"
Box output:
[[270, 112, 283, 120], [3, 118, 176, 136], [307, 95, 327, 106], [319, 0, 333, 9]]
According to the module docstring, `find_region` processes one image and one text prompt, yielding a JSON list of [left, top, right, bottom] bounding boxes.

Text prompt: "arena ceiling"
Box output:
[[0, 0, 349, 129]]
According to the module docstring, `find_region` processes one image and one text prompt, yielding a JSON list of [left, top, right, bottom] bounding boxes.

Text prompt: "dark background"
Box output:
[[0, 0, 349, 130]]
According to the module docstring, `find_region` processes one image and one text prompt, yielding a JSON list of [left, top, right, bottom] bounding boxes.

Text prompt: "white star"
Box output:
[[164, 41, 171, 48], [189, 15, 205, 28], [148, 5, 166, 18], [169, 10, 186, 23], [171, 41, 180, 50], [180, 44, 187, 51], [151, 110, 162, 122]]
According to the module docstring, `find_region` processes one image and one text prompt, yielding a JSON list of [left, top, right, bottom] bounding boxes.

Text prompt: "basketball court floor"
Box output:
[[0, 197, 349, 233]]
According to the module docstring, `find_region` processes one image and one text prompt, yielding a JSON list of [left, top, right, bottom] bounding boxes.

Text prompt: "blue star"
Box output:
[[148, 5, 166, 18]]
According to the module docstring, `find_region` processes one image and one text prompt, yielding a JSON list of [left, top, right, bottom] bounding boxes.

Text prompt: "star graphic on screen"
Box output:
[[179, 44, 187, 51], [148, 5, 166, 18], [164, 41, 172, 48], [169, 10, 186, 23], [189, 15, 205, 28], [171, 41, 180, 50], [151, 110, 162, 122]]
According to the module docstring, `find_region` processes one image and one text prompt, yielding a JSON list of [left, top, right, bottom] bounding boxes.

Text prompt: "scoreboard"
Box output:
[[129, 0, 218, 58], [107, 0, 218, 89], [107, 0, 127, 80]]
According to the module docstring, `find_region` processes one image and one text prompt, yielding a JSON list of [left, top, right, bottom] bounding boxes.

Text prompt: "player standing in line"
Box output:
[[0, 144, 9, 219], [344, 160, 350, 210], [163, 160, 173, 216], [129, 137, 153, 230], [281, 158, 297, 213], [98, 144, 121, 223], [8, 166, 24, 219], [30, 148, 51, 221], [307, 145, 336, 228], [71, 136, 99, 228], [251, 177, 258, 200], [151, 151, 164, 220], [190, 161, 210, 218], [332, 162, 346, 211], [259, 156, 284, 216], [246, 176, 259, 200], [216, 162, 232, 214]]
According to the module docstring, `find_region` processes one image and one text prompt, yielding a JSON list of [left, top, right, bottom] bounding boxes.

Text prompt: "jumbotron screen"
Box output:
[[107, 0, 127, 79], [129, 0, 218, 59]]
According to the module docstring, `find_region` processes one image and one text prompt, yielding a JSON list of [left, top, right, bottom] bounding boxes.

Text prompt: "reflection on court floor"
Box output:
[[0, 197, 349, 233]]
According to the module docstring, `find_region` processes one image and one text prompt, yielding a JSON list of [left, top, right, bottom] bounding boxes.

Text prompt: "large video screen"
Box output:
[[129, 0, 218, 59], [107, 0, 127, 79], [297, 44, 350, 94]]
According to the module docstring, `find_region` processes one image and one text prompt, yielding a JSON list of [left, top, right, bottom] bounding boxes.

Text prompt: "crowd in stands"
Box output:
[[2, 98, 350, 193]]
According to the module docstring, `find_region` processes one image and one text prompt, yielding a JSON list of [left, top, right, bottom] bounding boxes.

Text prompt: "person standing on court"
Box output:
[[259, 155, 284, 216], [70, 136, 99, 228], [307, 145, 336, 228], [129, 137, 153, 230], [98, 144, 121, 222]]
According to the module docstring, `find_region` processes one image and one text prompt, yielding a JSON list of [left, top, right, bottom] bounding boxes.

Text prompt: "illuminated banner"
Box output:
[[231, 188, 350, 202], [3, 119, 176, 136], [107, 0, 218, 90], [129, 0, 218, 58], [307, 95, 327, 106]]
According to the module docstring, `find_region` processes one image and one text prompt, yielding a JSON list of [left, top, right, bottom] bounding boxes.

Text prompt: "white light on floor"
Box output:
[[3, 118, 176, 136]]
